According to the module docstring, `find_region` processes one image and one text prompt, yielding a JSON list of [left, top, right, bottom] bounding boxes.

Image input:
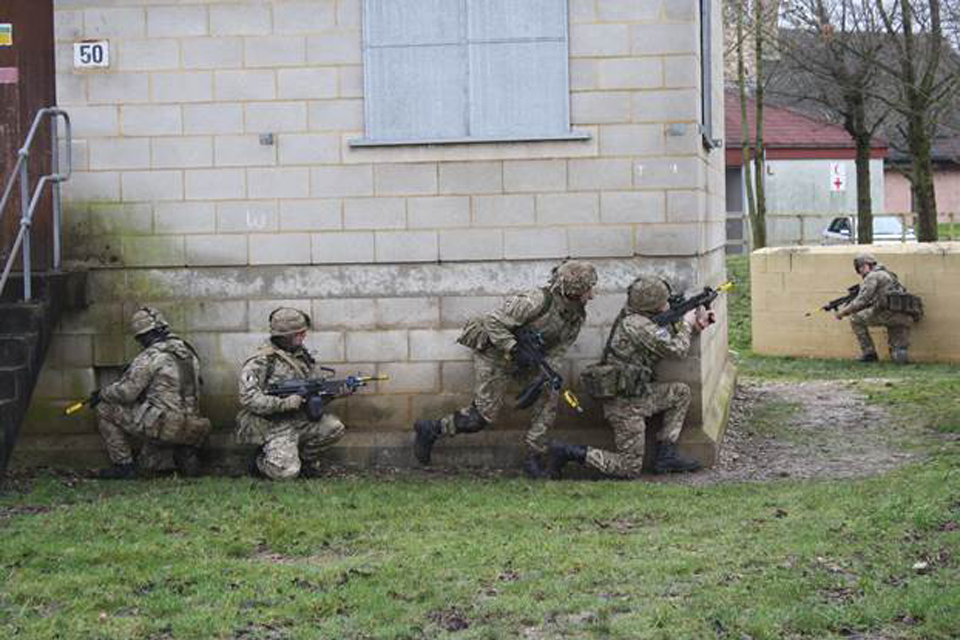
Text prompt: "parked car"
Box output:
[[821, 215, 917, 244]]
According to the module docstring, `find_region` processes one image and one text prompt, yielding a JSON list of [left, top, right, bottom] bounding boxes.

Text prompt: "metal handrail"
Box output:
[[0, 108, 72, 302]]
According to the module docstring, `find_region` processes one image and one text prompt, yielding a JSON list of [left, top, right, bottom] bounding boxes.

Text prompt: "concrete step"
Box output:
[[0, 334, 37, 368], [0, 303, 44, 333], [0, 366, 27, 401]]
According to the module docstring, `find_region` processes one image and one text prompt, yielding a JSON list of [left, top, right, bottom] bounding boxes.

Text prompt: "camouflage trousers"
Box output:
[[437, 350, 560, 453], [96, 401, 189, 470], [253, 413, 345, 480], [585, 382, 691, 479], [850, 307, 913, 356]]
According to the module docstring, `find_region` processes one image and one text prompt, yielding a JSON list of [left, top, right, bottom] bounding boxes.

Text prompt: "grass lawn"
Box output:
[[1, 258, 958, 640]]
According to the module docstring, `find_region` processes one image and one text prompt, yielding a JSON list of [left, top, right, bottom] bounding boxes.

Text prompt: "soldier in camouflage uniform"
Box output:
[[236, 307, 346, 480], [546, 276, 708, 479], [413, 260, 598, 478], [94, 307, 211, 479], [836, 253, 921, 364]]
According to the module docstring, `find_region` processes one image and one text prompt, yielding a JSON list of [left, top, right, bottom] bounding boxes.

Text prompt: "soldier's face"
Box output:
[[291, 330, 307, 347], [857, 264, 872, 277], [575, 288, 595, 304]]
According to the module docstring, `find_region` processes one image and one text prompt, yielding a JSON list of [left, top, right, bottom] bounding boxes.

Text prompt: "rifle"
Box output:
[[805, 285, 859, 317], [651, 282, 734, 327], [266, 371, 388, 421], [64, 390, 101, 416], [512, 328, 583, 413]]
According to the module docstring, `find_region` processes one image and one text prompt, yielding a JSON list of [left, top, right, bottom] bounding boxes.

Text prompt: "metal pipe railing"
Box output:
[[0, 108, 72, 302]]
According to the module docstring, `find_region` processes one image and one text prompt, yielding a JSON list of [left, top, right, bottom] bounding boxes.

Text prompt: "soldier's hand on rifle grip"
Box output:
[[280, 395, 304, 411], [510, 343, 538, 369], [698, 307, 715, 329], [682, 309, 699, 329]]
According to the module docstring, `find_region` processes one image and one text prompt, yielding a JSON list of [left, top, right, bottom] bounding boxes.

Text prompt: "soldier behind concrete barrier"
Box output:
[[835, 253, 923, 364], [235, 307, 346, 480], [94, 307, 212, 480], [546, 276, 708, 480], [413, 260, 597, 478]]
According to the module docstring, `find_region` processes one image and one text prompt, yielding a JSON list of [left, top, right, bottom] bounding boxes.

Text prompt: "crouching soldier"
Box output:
[[835, 253, 922, 364], [94, 307, 211, 479], [413, 260, 597, 478], [547, 276, 708, 479], [236, 307, 346, 480]]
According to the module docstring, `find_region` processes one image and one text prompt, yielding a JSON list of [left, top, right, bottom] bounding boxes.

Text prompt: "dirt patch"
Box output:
[[672, 379, 918, 486]]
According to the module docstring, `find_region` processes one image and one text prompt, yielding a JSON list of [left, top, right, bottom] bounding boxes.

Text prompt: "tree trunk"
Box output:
[[752, 0, 767, 249], [909, 117, 939, 241], [854, 137, 873, 244], [737, 0, 759, 250]]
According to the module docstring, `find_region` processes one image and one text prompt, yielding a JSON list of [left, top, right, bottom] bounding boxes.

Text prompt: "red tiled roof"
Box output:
[[725, 90, 886, 151]]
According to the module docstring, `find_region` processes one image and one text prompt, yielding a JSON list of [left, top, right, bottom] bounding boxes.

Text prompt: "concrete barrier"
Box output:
[[751, 242, 960, 363]]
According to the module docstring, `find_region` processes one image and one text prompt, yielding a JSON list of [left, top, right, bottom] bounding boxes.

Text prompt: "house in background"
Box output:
[[885, 134, 960, 221], [725, 91, 888, 252], [5, 0, 734, 471]]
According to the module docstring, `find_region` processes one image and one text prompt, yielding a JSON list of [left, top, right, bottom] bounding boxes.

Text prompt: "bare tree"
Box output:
[[873, 0, 960, 242], [778, 1, 890, 243]]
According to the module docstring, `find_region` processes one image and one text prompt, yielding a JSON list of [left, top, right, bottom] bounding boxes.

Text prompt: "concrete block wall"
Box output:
[[751, 243, 960, 363], [15, 0, 732, 469]]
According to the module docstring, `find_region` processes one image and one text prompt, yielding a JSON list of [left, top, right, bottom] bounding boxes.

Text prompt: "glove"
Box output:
[[510, 343, 539, 369], [279, 395, 304, 411]]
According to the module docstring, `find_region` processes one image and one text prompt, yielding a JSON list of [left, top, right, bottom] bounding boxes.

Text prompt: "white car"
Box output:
[[821, 216, 917, 244]]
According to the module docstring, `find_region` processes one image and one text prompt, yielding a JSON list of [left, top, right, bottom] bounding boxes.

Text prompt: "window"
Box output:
[[352, 0, 587, 146], [700, 0, 720, 149]]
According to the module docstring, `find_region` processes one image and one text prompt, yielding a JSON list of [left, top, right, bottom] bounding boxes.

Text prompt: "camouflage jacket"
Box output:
[[235, 341, 331, 444], [457, 287, 586, 360], [100, 334, 203, 416], [604, 311, 693, 394], [843, 266, 906, 316]]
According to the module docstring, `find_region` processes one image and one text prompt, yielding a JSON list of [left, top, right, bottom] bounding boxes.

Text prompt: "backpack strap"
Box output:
[[600, 309, 628, 364]]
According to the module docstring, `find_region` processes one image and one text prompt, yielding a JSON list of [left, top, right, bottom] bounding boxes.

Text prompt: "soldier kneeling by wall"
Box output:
[[547, 276, 709, 480], [95, 307, 212, 479], [835, 253, 923, 364], [235, 308, 346, 480]]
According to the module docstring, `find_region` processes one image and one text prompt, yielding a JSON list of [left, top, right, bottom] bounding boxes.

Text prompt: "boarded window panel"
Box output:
[[467, 0, 566, 41], [363, 0, 464, 47], [365, 45, 467, 140], [469, 41, 568, 139]]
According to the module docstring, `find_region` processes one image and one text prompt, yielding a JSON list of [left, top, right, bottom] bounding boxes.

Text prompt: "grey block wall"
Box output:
[[16, 0, 732, 469]]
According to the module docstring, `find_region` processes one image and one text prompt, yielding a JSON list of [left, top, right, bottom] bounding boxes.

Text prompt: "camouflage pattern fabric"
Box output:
[[585, 382, 691, 478], [584, 304, 695, 478], [441, 287, 587, 453], [254, 414, 345, 480], [96, 335, 209, 465], [840, 265, 914, 354], [236, 340, 346, 479], [437, 349, 562, 453]]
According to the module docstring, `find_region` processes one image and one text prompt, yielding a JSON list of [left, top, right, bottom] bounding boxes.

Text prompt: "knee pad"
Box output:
[[453, 405, 488, 434]]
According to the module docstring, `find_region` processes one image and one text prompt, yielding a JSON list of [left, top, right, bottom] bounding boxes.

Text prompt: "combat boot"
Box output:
[[523, 452, 548, 479], [95, 462, 138, 480], [546, 442, 587, 480], [891, 347, 910, 364], [413, 419, 441, 465], [857, 352, 879, 362], [653, 443, 701, 474], [247, 449, 266, 479], [173, 446, 201, 478]]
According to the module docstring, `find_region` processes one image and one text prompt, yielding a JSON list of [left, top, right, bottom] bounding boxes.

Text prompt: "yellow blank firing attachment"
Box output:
[[563, 389, 584, 414], [717, 282, 734, 292], [358, 375, 389, 382], [64, 401, 85, 416]]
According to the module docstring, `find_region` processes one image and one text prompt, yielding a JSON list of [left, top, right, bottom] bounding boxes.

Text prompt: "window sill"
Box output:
[[348, 131, 591, 148]]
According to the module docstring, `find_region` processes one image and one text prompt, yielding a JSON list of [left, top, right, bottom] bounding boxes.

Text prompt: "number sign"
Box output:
[[74, 41, 109, 68]]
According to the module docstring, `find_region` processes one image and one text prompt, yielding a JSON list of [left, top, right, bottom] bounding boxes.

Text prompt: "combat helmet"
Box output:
[[627, 276, 670, 314], [550, 260, 598, 298], [130, 307, 170, 336], [269, 307, 311, 336], [853, 253, 878, 272]]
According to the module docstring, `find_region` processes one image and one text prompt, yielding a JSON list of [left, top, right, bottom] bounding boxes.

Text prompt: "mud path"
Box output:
[[673, 379, 919, 486]]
